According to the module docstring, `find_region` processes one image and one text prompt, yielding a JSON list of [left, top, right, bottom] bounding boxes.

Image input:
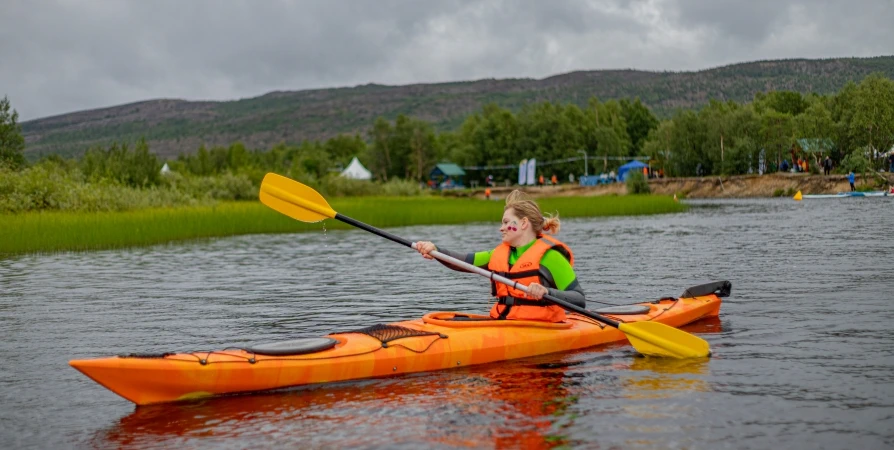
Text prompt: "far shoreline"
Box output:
[[455, 173, 894, 199]]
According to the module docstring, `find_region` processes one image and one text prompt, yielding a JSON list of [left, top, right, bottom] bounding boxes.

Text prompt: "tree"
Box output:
[[324, 134, 366, 166], [851, 74, 894, 168], [794, 100, 835, 142], [620, 98, 659, 156], [754, 91, 808, 116], [80, 139, 161, 187], [458, 104, 520, 179], [700, 100, 736, 174], [643, 120, 675, 175], [0, 96, 26, 169], [226, 142, 250, 171], [828, 82, 859, 161], [291, 141, 331, 179], [585, 98, 630, 172], [367, 117, 394, 181], [367, 115, 435, 181], [760, 110, 795, 170]]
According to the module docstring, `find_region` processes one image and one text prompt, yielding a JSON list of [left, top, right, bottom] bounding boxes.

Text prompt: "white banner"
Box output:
[[518, 159, 527, 185], [526, 158, 537, 185]]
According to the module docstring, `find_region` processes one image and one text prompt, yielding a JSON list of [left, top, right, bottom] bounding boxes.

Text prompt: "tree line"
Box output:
[[1, 73, 892, 187]]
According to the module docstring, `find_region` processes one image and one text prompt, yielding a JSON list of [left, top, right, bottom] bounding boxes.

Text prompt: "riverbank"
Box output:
[[1, 195, 684, 255], [461, 172, 894, 199]]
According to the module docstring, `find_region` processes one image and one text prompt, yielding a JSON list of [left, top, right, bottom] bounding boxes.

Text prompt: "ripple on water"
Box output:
[[1, 198, 893, 448]]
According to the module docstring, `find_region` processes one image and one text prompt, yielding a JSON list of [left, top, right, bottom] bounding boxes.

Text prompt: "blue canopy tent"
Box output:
[[617, 160, 648, 181]]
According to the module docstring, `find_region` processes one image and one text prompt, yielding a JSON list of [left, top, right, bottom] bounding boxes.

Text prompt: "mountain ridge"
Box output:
[[21, 55, 894, 160]]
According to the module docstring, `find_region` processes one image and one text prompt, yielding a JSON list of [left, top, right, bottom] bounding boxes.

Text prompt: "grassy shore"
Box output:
[[1, 195, 685, 255]]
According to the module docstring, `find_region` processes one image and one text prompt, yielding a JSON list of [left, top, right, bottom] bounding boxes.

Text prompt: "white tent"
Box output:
[[340, 157, 372, 180], [160, 162, 171, 175]]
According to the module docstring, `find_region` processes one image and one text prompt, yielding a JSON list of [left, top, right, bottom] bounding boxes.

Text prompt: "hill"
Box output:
[[21, 56, 894, 160]]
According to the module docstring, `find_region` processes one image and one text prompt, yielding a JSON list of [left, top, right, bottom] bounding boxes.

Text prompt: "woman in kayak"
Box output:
[[415, 190, 586, 322]]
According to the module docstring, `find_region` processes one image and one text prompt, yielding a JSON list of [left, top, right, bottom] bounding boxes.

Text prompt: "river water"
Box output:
[[1, 198, 892, 449]]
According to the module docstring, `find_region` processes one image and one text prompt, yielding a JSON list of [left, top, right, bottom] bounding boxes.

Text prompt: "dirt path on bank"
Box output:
[[458, 173, 894, 199]]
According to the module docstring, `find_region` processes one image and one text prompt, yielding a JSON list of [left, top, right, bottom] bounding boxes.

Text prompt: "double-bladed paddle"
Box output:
[[259, 172, 711, 358]]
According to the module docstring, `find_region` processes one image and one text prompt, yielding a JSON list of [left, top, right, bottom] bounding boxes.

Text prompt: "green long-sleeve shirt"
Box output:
[[437, 239, 586, 307]]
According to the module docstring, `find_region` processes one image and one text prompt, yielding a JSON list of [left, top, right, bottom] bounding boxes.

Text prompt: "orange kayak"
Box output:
[[70, 294, 722, 405]]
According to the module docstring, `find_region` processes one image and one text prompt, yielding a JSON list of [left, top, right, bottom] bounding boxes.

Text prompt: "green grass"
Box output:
[[0, 195, 686, 255]]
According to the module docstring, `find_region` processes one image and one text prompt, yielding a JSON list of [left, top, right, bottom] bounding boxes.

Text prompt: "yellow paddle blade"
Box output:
[[619, 321, 711, 358], [259, 173, 337, 223]]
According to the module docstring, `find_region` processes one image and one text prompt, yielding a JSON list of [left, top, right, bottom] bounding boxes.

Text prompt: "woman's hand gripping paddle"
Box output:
[[259, 172, 711, 358]]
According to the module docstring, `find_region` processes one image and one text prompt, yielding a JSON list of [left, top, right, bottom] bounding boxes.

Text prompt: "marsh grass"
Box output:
[[1, 195, 685, 255]]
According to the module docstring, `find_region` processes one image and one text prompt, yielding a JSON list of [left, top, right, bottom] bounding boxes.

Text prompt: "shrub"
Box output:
[[840, 152, 869, 175], [625, 171, 651, 195], [809, 160, 820, 174], [321, 176, 379, 197], [381, 178, 426, 196], [80, 140, 162, 188], [0, 163, 197, 213], [163, 172, 256, 201]]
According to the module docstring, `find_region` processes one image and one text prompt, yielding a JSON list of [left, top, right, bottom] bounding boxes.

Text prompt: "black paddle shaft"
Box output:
[[335, 214, 414, 248], [336, 212, 622, 328], [541, 292, 621, 327]]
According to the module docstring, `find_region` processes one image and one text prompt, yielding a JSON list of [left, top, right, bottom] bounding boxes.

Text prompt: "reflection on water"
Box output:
[[2, 198, 894, 448], [96, 359, 581, 449]]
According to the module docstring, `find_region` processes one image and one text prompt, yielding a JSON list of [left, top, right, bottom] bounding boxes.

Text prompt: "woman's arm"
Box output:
[[539, 249, 587, 308], [415, 241, 491, 273]]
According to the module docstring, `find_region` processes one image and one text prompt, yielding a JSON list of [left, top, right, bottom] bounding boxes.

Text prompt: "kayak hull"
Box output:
[[802, 191, 891, 198], [70, 295, 722, 405]]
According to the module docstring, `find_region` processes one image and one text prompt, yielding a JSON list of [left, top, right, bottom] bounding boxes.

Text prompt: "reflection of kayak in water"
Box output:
[[96, 358, 582, 449], [70, 289, 724, 406]]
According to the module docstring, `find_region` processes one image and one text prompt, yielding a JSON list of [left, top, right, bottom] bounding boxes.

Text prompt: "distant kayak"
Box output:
[[794, 190, 891, 200]]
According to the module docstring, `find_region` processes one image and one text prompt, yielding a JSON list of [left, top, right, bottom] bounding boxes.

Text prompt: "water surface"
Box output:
[[1, 198, 892, 449]]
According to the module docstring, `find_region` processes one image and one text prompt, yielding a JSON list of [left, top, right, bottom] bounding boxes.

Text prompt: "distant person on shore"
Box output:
[[551, 174, 558, 186], [848, 171, 856, 191], [888, 153, 894, 173], [538, 174, 545, 187], [823, 156, 832, 176], [485, 187, 492, 200], [781, 160, 789, 172]]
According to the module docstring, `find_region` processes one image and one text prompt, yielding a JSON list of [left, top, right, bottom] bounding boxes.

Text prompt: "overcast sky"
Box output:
[[2, 0, 892, 121]]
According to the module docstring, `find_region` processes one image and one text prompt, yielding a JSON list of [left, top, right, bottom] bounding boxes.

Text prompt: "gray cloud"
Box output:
[[1, 0, 891, 120]]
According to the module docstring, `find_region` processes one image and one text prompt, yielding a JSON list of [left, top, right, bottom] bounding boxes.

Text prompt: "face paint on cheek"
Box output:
[[508, 221, 518, 232]]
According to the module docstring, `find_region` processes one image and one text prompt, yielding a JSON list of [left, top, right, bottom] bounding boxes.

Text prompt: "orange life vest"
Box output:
[[487, 235, 574, 322]]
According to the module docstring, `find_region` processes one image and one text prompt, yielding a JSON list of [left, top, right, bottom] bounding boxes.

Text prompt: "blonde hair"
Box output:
[[504, 190, 561, 235]]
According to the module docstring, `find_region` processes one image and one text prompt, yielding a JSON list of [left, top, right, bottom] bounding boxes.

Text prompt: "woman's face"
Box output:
[[500, 209, 525, 244]]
